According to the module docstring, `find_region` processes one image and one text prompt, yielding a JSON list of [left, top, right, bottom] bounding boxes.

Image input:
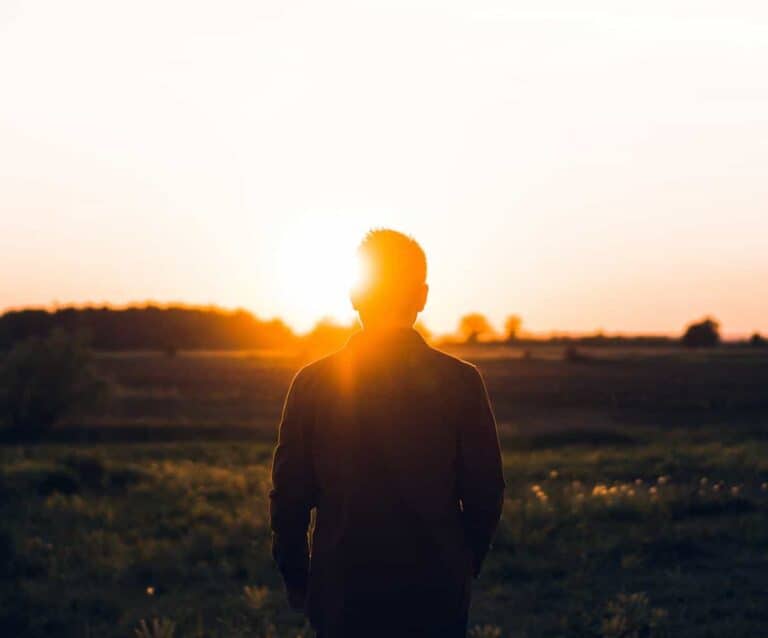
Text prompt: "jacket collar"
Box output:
[[347, 327, 427, 350]]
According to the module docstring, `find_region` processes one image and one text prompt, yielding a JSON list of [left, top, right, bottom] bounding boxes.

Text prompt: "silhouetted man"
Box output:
[[270, 229, 505, 638]]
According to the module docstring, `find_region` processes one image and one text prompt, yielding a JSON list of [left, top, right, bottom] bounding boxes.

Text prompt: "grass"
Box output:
[[1, 425, 767, 637], [52, 346, 768, 431]]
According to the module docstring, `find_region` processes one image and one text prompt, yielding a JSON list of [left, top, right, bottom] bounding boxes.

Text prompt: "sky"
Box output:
[[1, 0, 767, 336]]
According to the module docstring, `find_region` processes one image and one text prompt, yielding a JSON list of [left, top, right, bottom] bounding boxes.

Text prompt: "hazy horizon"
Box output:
[[2, 1, 767, 336], [0, 300, 752, 342]]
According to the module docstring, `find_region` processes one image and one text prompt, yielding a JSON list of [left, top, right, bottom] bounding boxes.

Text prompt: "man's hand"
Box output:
[[286, 584, 307, 612]]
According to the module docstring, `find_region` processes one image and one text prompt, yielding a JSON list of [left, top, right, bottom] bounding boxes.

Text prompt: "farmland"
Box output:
[[2, 345, 768, 637]]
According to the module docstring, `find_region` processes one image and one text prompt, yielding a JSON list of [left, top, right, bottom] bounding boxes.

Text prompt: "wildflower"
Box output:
[[731, 485, 741, 496], [146, 586, 155, 596], [531, 484, 542, 494], [700, 477, 708, 485], [549, 470, 559, 479], [657, 475, 669, 486], [571, 480, 583, 490], [634, 478, 643, 486], [628, 489, 636, 497], [649, 486, 658, 495], [762, 482, 768, 492], [592, 484, 608, 496]]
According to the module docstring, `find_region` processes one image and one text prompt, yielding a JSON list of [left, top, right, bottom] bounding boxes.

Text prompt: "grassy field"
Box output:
[[46, 344, 768, 435], [2, 347, 768, 637]]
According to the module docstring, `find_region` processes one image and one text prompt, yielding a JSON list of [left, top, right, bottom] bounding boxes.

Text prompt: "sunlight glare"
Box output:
[[272, 217, 362, 332]]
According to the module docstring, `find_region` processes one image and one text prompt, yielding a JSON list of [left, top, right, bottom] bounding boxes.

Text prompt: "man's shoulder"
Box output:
[[291, 350, 340, 388], [423, 343, 482, 380], [291, 340, 483, 389]]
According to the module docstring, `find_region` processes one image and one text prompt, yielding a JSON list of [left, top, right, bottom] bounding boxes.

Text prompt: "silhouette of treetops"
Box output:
[[504, 315, 522, 342], [458, 313, 495, 343], [0, 306, 756, 352], [0, 305, 297, 351], [681, 317, 721, 348]]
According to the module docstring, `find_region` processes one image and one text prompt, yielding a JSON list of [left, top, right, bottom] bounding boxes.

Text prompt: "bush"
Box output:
[[0, 330, 107, 437]]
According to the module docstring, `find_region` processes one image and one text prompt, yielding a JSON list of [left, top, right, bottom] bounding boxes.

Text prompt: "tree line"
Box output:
[[0, 305, 763, 352], [0, 306, 297, 351], [458, 314, 767, 349]]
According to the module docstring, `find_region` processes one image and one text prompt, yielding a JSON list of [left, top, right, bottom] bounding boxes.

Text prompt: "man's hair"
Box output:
[[354, 229, 427, 308]]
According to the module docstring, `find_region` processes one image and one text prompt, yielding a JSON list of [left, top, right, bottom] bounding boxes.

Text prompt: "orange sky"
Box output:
[[1, 1, 767, 337]]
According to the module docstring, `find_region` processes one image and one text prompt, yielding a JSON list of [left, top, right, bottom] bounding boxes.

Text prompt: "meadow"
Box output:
[[2, 346, 768, 637]]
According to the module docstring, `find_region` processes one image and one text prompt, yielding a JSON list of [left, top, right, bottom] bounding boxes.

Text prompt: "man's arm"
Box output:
[[457, 365, 506, 577], [269, 369, 316, 608]]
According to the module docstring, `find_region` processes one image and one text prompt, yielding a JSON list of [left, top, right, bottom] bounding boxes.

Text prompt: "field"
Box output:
[[2, 345, 768, 637]]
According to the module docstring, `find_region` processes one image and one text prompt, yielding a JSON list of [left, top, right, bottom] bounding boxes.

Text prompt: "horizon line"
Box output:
[[1, 300, 758, 341]]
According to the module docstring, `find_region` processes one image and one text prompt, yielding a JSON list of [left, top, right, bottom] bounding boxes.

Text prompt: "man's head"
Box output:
[[350, 229, 428, 329]]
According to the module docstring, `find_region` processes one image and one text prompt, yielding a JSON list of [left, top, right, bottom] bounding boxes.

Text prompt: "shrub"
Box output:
[[0, 330, 108, 437]]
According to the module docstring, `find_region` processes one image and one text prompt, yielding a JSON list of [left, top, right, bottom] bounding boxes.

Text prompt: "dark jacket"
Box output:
[[270, 328, 505, 638]]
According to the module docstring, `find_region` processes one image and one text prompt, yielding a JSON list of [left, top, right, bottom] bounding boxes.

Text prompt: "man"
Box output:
[[270, 229, 505, 638]]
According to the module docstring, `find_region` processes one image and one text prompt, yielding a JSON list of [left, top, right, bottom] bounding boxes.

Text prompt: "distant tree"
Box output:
[[0, 330, 108, 437], [458, 313, 494, 344], [504, 315, 523, 342], [681, 317, 721, 348], [750, 332, 766, 348]]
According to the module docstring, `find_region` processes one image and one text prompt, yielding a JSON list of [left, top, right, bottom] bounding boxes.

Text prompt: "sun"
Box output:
[[271, 217, 363, 332]]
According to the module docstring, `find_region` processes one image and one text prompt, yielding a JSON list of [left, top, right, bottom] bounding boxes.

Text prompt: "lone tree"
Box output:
[[458, 313, 494, 344], [750, 332, 766, 348], [504, 315, 523, 342], [681, 317, 721, 348]]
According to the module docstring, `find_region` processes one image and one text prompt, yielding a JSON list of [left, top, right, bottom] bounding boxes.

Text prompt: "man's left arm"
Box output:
[[269, 369, 316, 610], [457, 365, 506, 577]]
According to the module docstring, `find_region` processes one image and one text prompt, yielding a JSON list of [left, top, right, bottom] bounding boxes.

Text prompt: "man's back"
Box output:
[[270, 328, 505, 638]]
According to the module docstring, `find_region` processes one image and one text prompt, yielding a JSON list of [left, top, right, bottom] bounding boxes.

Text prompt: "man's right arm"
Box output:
[[457, 365, 506, 577], [269, 369, 316, 608]]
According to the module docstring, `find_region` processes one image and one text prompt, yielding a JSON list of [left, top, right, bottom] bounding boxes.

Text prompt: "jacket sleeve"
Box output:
[[457, 365, 506, 577], [269, 369, 316, 593]]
